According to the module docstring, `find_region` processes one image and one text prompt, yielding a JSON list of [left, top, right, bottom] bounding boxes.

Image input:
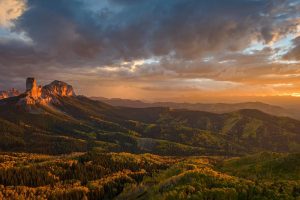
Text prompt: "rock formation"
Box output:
[[17, 78, 75, 106], [23, 78, 43, 104], [0, 91, 8, 99], [42, 80, 75, 98], [0, 88, 20, 100], [9, 88, 20, 97], [41, 80, 76, 104]]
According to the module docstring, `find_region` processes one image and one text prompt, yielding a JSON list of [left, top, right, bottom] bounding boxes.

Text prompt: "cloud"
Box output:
[[0, 0, 26, 27], [284, 36, 300, 60], [3, 0, 297, 64], [0, 0, 300, 99]]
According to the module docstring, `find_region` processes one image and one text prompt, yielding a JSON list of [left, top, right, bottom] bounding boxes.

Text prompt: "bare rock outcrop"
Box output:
[[22, 78, 43, 104], [42, 80, 75, 98], [0, 88, 20, 100], [0, 91, 8, 99], [18, 78, 75, 106], [41, 80, 76, 104]]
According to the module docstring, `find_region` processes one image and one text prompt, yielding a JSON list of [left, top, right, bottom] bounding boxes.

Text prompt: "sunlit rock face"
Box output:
[[0, 88, 20, 99], [0, 91, 8, 99], [8, 88, 20, 97], [24, 78, 42, 104], [41, 80, 75, 104], [42, 80, 75, 98], [18, 78, 75, 106]]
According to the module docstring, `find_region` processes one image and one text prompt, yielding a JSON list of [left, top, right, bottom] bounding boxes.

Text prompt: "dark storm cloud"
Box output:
[[2, 0, 297, 65], [14, 0, 103, 61], [0, 39, 49, 66]]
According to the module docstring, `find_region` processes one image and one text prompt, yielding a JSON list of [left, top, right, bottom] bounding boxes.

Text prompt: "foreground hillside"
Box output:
[[0, 152, 178, 200], [1, 94, 300, 156], [0, 152, 299, 200], [119, 152, 300, 200]]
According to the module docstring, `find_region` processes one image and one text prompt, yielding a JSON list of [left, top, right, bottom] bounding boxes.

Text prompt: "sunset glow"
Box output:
[[0, 0, 299, 103]]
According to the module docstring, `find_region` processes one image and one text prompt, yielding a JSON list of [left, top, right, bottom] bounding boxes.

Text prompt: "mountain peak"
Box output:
[[42, 80, 75, 98], [16, 78, 75, 106]]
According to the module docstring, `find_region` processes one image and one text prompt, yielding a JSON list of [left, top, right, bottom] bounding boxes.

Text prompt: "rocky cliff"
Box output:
[[42, 80, 75, 97], [15, 78, 76, 106], [21, 77, 43, 104]]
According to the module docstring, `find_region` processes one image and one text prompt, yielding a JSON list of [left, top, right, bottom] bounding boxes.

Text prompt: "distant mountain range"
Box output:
[[92, 97, 300, 120], [1, 78, 300, 156]]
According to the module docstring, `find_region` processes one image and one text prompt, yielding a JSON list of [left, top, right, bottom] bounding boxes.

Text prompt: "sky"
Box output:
[[0, 0, 300, 102]]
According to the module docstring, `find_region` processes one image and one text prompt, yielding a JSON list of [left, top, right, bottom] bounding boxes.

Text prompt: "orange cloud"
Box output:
[[0, 0, 26, 27]]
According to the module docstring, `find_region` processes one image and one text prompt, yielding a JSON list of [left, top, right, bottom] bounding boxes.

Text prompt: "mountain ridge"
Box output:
[[1, 78, 300, 156], [92, 97, 300, 120]]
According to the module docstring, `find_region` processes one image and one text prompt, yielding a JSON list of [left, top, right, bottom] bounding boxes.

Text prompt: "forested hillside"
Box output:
[[0, 152, 178, 199], [1, 152, 299, 200], [118, 152, 300, 200]]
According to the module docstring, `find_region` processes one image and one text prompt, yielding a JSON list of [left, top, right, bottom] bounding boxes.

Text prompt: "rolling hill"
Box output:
[[219, 152, 300, 180], [117, 153, 300, 200]]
